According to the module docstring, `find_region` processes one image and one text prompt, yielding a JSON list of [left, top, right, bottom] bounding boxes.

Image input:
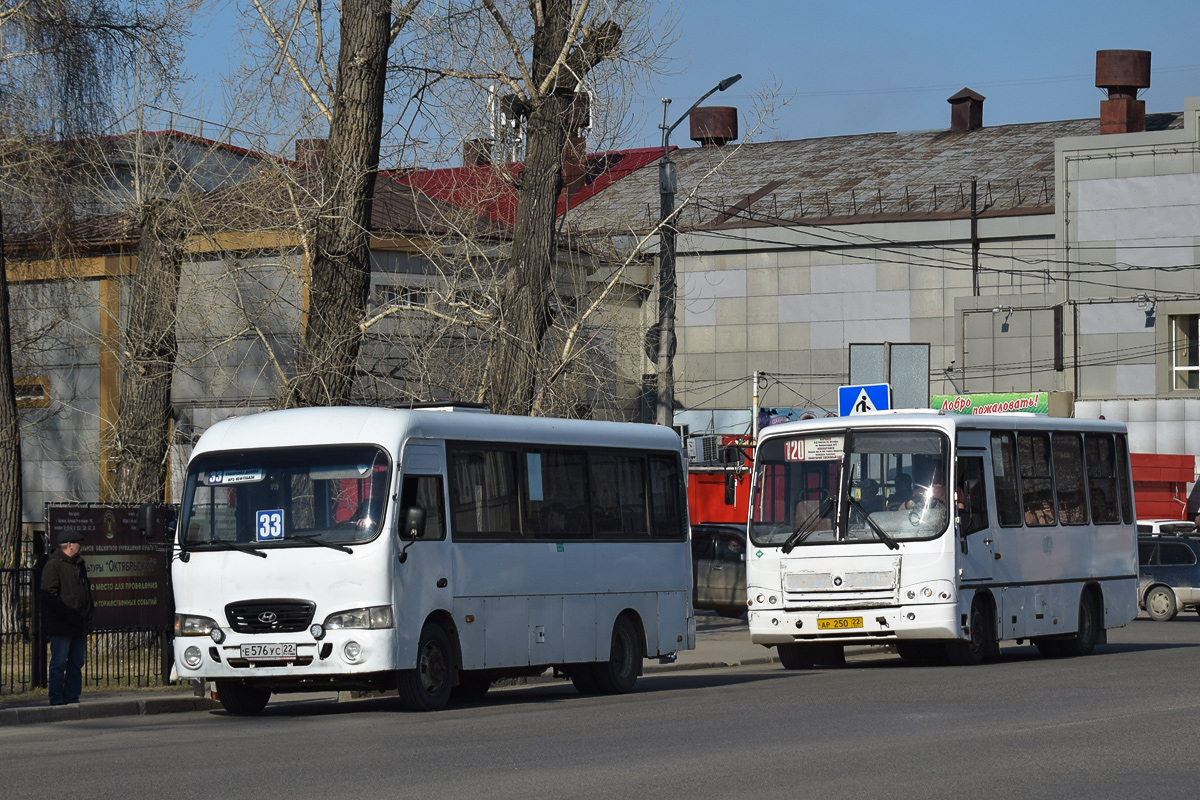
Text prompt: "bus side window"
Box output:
[[399, 475, 446, 541], [990, 433, 1022, 527], [956, 456, 989, 536]]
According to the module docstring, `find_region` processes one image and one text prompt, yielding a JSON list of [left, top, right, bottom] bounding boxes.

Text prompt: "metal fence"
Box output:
[[1, 534, 172, 697]]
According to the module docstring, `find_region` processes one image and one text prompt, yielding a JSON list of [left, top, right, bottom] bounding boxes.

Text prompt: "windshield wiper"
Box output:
[[846, 495, 900, 551], [195, 539, 268, 558], [781, 495, 833, 554], [289, 534, 354, 554]]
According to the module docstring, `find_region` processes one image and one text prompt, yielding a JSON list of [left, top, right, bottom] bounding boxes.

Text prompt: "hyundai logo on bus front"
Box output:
[[258, 612, 278, 625]]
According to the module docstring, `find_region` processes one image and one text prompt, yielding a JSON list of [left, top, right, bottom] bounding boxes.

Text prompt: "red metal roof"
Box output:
[[388, 146, 664, 226]]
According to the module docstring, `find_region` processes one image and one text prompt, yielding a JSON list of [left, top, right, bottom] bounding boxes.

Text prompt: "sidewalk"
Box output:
[[0, 613, 779, 726]]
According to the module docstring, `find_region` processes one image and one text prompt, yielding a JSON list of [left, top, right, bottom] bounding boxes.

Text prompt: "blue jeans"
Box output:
[[48, 635, 87, 705]]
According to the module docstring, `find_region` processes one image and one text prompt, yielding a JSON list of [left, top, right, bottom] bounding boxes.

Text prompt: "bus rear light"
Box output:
[[756, 594, 766, 604]]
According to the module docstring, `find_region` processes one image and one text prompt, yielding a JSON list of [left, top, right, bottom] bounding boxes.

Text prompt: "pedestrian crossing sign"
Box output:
[[838, 383, 892, 416]]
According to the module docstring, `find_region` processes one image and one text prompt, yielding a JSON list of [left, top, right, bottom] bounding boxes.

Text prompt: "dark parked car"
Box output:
[[691, 523, 747, 618], [1138, 534, 1200, 621]]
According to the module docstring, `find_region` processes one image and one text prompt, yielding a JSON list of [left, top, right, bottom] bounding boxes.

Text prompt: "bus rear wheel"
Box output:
[[215, 680, 271, 716], [1035, 592, 1101, 657], [398, 623, 455, 711], [590, 615, 641, 694]]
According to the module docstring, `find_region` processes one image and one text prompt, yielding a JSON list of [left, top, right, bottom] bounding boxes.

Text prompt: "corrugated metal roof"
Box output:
[[570, 112, 1184, 236]]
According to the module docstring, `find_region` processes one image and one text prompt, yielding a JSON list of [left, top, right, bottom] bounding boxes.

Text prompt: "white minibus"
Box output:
[[746, 410, 1138, 667], [160, 406, 694, 713]]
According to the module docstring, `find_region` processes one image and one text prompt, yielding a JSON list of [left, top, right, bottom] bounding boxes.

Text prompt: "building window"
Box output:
[[1171, 314, 1199, 390], [15, 376, 50, 408], [374, 284, 428, 309]]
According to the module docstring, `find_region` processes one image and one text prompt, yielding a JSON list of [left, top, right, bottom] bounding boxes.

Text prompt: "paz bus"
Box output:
[[745, 410, 1138, 667], [153, 405, 694, 714]]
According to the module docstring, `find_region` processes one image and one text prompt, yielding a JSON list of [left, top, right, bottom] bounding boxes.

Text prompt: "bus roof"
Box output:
[[757, 410, 1128, 439], [191, 406, 684, 458]]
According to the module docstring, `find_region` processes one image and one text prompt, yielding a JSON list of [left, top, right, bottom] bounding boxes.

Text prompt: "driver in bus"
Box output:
[[904, 468, 947, 509]]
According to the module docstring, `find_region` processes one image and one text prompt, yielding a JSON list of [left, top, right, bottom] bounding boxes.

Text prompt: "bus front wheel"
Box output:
[[215, 680, 271, 716], [398, 623, 455, 711], [946, 597, 993, 666]]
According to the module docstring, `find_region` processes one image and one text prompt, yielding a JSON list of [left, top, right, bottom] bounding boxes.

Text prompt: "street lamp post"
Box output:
[[655, 74, 741, 429]]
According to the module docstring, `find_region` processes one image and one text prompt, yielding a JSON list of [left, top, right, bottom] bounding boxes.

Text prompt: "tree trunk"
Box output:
[[112, 200, 186, 504], [287, 0, 392, 408], [486, 4, 621, 416], [488, 90, 575, 416], [0, 202, 21, 567]]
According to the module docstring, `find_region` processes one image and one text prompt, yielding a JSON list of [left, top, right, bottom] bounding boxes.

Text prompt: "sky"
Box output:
[[181, 0, 1200, 155]]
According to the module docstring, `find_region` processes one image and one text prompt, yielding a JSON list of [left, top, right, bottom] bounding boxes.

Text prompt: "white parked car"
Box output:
[[1137, 519, 1198, 536]]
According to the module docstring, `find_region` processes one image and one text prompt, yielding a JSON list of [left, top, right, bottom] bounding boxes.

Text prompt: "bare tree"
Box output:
[[238, 0, 422, 408], [0, 0, 185, 564]]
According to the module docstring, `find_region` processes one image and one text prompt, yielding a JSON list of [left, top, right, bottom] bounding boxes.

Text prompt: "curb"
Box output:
[[0, 695, 220, 727]]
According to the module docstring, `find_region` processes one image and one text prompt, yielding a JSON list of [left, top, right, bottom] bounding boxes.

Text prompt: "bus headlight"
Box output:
[[209, 627, 226, 644], [343, 641, 364, 663], [182, 646, 203, 668], [176, 613, 221, 637], [324, 606, 394, 630]]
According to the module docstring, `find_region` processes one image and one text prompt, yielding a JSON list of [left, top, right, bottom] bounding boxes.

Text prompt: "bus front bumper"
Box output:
[[748, 602, 961, 645]]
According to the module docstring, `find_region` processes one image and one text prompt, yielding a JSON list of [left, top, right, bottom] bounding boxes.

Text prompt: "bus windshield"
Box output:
[[180, 445, 391, 549], [751, 428, 950, 547]]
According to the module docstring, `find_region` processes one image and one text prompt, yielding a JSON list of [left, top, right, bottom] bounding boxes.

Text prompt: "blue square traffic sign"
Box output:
[[838, 383, 892, 416]]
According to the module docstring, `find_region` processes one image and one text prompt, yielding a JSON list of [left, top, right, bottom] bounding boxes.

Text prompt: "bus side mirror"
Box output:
[[724, 474, 736, 505], [401, 507, 426, 540], [138, 502, 177, 542]]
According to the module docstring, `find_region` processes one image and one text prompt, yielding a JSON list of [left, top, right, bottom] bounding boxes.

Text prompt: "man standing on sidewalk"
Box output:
[[41, 530, 93, 705]]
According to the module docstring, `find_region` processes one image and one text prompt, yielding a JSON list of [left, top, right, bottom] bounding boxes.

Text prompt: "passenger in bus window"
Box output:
[[888, 474, 913, 510], [544, 503, 568, 538], [859, 479, 883, 513]]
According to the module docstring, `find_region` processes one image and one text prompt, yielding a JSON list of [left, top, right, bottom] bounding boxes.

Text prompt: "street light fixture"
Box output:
[[655, 74, 741, 429]]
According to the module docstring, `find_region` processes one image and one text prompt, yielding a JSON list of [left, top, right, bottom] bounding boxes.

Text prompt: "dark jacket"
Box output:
[[42, 549, 94, 637]]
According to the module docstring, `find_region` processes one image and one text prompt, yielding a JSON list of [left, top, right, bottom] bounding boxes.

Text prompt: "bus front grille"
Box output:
[[225, 599, 316, 633]]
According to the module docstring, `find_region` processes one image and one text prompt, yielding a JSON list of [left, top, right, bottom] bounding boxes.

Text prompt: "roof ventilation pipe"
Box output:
[[1096, 49, 1151, 134], [689, 106, 738, 147]]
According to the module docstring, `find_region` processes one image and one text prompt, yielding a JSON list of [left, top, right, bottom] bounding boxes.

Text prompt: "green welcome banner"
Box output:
[[931, 392, 1048, 416]]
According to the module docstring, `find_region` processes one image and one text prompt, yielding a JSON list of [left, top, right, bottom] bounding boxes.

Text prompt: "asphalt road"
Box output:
[[3, 614, 1198, 800]]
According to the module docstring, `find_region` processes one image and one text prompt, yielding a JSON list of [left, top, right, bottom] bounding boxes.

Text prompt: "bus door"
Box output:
[[393, 441, 451, 662], [955, 447, 993, 582]]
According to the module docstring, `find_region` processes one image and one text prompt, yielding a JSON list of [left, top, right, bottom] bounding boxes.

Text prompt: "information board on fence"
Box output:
[[46, 504, 171, 629]]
